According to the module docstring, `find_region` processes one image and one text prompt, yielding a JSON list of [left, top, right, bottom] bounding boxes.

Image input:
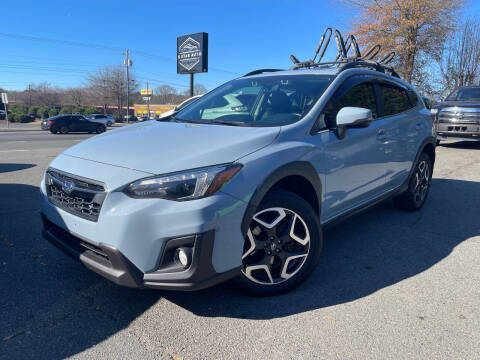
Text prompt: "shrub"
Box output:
[[72, 106, 85, 115], [48, 108, 59, 117], [59, 106, 72, 114], [83, 106, 98, 116], [18, 114, 33, 123], [28, 106, 39, 117], [10, 104, 27, 114], [37, 106, 49, 119]]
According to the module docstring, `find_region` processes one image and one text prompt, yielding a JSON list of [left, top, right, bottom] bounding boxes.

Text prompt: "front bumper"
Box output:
[[435, 123, 480, 140], [42, 214, 240, 290]]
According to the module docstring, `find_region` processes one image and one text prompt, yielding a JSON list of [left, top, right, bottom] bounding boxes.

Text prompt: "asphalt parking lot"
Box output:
[[1, 131, 479, 360]]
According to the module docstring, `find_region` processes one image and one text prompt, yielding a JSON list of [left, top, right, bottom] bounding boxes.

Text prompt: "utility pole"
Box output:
[[146, 80, 150, 119], [123, 49, 131, 123], [28, 84, 32, 108], [103, 79, 107, 115]]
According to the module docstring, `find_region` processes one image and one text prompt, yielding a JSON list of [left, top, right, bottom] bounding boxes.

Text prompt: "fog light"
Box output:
[[174, 247, 192, 268]]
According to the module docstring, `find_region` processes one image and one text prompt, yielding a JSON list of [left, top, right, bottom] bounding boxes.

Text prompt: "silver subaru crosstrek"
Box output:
[[41, 60, 435, 295]]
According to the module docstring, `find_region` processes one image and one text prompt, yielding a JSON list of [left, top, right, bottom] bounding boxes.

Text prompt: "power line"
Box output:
[[0, 32, 241, 76]]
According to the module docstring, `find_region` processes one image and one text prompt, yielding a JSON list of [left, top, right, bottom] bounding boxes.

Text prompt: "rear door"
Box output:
[[315, 76, 389, 222], [376, 82, 420, 188]]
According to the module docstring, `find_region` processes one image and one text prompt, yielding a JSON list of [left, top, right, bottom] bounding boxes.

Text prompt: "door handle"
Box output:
[[377, 129, 387, 141]]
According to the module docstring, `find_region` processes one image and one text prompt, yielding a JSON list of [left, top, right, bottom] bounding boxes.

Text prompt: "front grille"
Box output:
[[46, 169, 106, 222], [438, 107, 480, 124]]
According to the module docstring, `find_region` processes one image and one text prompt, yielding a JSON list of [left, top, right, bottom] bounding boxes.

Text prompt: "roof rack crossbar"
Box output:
[[243, 69, 283, 77]]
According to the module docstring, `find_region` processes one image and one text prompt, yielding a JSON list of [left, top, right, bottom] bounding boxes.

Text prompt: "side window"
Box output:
[[380, 84, 410, 116], [407, 89, 419, 108], [324, 82, 377, 128]]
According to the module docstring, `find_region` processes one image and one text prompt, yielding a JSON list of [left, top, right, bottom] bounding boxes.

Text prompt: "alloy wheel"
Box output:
[[241, 207, 310, 285], [413, 160, 430, 205]]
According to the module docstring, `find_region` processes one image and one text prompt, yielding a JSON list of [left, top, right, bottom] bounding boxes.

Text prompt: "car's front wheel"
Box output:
[[239, 190, 322, 295], [107, 121, 112, 127]]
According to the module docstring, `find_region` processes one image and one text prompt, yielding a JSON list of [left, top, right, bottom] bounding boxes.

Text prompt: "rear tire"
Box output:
[[436, 139, 441, 146], [107, 121, 112, 127], [238, 189, 322, 295], [393, 152, 432, 211], [59, 126, 69, 134], [96, 125, 105, 134]]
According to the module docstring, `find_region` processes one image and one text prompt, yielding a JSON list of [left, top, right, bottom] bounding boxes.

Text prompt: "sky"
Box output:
[[1, 0, 479, 92]]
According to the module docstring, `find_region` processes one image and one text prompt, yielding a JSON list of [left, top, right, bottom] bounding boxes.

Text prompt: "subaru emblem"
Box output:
[[62, 180, 75, 194]]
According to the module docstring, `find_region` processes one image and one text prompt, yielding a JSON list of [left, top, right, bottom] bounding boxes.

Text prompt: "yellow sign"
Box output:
[[140, 89, 153, 95]]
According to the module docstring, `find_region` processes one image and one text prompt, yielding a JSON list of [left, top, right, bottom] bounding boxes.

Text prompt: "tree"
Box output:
[[48, 108, 59, 117], [59, 106, 73, 114], [31, 83, 61, 107], [155, 85, 177, 104], [440, 18, 480, 94], [182, 83, 208, 97], [37, 106, 49, 119], [339, 0, 464, 83], [87, 65, 139, 115], [28, 106, 39, 117], [83, 106, 98, 116]]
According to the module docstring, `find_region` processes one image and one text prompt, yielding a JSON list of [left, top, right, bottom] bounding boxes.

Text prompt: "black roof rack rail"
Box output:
[[243, 69, 283, 77]]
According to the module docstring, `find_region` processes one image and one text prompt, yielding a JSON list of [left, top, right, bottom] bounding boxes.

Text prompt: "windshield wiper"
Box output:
[[208, 120, 249, 126]]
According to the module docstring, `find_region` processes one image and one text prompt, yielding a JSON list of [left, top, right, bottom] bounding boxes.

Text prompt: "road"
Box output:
[[1, 132, 479, 360]]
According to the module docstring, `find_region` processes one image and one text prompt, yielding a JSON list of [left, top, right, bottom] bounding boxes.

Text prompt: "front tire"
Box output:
[[393, 152, 432, 211], [238, 189, 322, 295], [96, 125, 105, 134]]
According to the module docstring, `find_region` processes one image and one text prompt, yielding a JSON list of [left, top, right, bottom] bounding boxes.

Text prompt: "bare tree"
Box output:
[[31, 83, 61, 107], [155, 85, 178, 104], [87, 65, 139, 115], [440, 18, 480, 94], [338, 0, 464, 84]]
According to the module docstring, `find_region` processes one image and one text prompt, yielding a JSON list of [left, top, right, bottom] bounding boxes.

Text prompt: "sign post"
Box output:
[[1, 92, 8, 129], [177, 32, 208, 97], [140, 87, 152, 119]]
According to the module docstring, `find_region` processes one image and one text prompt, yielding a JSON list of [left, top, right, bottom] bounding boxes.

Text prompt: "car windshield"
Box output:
[[445, 87, 480, 101], [175, 75, 333, 127]]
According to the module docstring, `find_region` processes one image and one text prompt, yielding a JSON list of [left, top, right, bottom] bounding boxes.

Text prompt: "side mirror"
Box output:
[[336, 107, 373, 139]]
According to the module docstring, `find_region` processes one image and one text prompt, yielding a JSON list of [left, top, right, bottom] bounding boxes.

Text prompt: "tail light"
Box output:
[[48, 120, 55, 124]]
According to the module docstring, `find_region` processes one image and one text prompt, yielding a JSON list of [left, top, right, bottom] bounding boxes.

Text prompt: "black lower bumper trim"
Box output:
[[41, 214, 240, 290]]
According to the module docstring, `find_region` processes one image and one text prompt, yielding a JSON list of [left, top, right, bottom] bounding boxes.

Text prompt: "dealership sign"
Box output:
[[177, 32, 208, 74]]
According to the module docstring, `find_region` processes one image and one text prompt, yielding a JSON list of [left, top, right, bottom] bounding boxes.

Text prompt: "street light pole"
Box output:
[[146, 80, 150, 119], [123, 49, 131, 124]]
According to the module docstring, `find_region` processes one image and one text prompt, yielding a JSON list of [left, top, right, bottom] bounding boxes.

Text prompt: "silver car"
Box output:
[[41, 61, 435, 295], [85, 114, 115, 127]]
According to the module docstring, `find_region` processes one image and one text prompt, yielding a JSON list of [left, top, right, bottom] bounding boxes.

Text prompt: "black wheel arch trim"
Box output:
[[241, 161, 322, 235]]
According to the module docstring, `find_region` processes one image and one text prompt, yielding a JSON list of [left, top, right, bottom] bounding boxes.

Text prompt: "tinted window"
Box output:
[[380, 84, 410, 116], [407, 89, 419, 107], [176, 75, 333, 127], [324, 82, 377, 128], [445, 87, 480, 101]]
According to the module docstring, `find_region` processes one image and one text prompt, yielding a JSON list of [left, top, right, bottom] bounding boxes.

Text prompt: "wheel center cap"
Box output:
[[270, 242, 277, 251]]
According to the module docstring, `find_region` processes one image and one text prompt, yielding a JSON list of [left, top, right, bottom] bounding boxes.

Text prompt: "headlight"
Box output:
[[123, 164, 242, 200]]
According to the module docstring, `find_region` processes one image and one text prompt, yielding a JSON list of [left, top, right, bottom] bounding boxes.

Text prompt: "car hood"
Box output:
[[62, 120, 280, 174], [434, 101, 480, 109]]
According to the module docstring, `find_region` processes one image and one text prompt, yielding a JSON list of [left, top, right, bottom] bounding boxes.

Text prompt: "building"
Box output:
[[134, 104, 175, 118]]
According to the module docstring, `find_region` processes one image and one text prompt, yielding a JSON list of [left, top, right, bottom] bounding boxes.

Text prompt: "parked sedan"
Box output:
[[49, 114, 106, 134], [86, 114, 115, 127]]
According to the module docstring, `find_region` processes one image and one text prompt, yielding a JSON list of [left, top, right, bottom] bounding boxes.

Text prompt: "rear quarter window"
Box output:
[[380, 84, 411, 116]]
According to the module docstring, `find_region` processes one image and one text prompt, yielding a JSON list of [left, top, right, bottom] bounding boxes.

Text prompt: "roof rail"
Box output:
[[243, 69, 283, 77]]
